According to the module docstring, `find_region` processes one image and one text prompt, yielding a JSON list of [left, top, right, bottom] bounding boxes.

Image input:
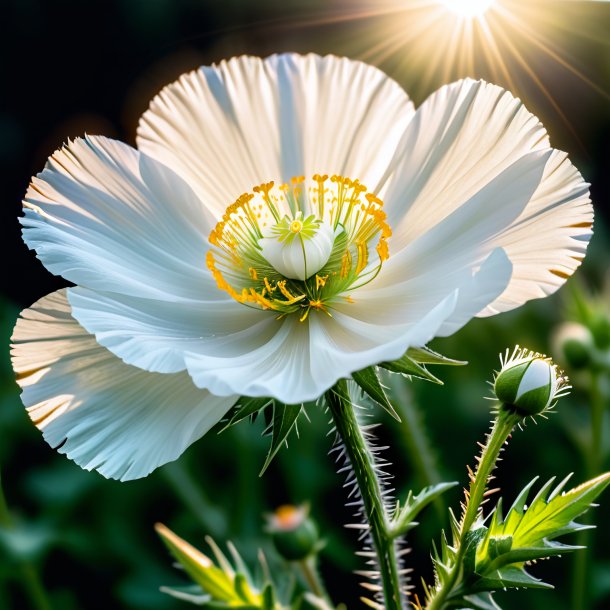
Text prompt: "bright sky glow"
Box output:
[[441, 0, 495, 17]]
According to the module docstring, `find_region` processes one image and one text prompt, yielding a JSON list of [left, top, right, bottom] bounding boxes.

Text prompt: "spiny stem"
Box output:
[[326, 380, 403, 610], [426, 410, 520, 610]]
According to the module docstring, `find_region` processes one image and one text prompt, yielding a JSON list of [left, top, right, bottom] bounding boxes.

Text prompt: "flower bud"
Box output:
[[494, 347, 568, 416], [266, 505, 319, 561], [552, 322, 594, 371], [589, 313, 610, 350]]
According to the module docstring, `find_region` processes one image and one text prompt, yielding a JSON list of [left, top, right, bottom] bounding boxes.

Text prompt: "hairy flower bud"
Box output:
[[494, 346, 569, 416], [266, 505, 319, 561]]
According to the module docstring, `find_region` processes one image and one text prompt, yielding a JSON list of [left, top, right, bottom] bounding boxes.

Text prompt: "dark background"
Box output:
[[1, 1, 610, 609]]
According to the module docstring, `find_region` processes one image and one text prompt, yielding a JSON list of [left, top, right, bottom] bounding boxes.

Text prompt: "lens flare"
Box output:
[[441, 0, 494, 18]]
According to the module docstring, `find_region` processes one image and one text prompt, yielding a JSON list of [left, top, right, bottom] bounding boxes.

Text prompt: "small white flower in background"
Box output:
[[494, 346, 570, 415], [11, 53, 592, 480]]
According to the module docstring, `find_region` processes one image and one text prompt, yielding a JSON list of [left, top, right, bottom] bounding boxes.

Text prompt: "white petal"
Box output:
[[515, 359, 553, 399], [67, 286, 266, 374], [184, 292, 458, 404], [137, 53, 415, 214], [435, 248, 513, 337], [11, 290, 237, 481], [22, 136, 214, 302], [381, 78, 549, 242], [479, 150, 592, 314], [380, 78, 592, 313]]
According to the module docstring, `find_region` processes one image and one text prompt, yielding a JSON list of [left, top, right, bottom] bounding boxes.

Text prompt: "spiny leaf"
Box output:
[[476, 472, 610, 570], [406, 346, 467, 367], [260, 403, 303, 475], [155, 523, 236, 602], [352, 366, 400, 420], [391, 482, 458, 537], [221, 397, 273, 432], [379, 354, 443, 384], [468, 565, 553, 593], [460, 592, 502, 610]]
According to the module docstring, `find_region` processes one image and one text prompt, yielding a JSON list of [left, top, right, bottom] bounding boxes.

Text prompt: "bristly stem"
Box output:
[[425, 409, 520, 610], [326, 380, 403, 610]]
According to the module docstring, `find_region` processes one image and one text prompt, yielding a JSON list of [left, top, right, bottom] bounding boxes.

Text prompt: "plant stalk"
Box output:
[[426, 409, 519, 610], [326, 380, 403, 610]]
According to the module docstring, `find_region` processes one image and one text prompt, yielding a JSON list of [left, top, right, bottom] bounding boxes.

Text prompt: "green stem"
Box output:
[[426, 410, 520, 610], [0, 471, 53, 610], [326, 380, 403, 610], [572, 372, 606, 610], [298, 556, 329, 600]]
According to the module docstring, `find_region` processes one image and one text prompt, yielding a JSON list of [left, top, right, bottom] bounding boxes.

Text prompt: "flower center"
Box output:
[[207, 174, 391, 321]]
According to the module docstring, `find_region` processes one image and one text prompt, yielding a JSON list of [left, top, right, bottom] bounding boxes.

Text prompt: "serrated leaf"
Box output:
[[352, 366, 400, 420], [476, 472, 610, 572], [391, 481, 458, 537], [469, 565, 553, 593], [221, 397, 273, 432], [260, 403, 303, 475], [159, 584, 210, 605], [461, 592, 502, 610], [406, 346, 467, 367], [379, 354, 443, 384], [156, 524, 236, 602]]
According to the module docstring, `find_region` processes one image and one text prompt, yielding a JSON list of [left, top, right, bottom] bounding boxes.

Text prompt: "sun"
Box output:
[[440, 0, 495, 18]]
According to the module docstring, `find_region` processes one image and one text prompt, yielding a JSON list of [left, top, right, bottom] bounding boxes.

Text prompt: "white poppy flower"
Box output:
[[11, 53, 593, 480]]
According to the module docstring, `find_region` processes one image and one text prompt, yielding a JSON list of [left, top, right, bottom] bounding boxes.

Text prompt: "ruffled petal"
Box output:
[[137, 53, 415, 214], [382, 78, 550, 242], [22, 135, 215, 302], [479, 151, 592, 314], [11, 290, 237, 481], [67, 286, 267, 374], [184, 291, 458, 404], [380, 78, 592, 313]]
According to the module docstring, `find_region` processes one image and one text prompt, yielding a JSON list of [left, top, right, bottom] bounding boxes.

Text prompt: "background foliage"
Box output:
[[1, 1, 609, 609]]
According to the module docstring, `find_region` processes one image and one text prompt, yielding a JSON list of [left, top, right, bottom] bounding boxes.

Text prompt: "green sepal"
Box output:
[[261, 584, 276, 610], [352, 366, 400, 420], [406, 346, 467, 367], [221, 397, 273, 432], [260, 403, 303, 475], [379, 354, 443, 384], [390, 481, 458, 537]]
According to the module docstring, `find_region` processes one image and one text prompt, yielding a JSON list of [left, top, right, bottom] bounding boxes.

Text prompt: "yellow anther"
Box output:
[[264, 277, 275, 293], [276, 280, 306, 305], [340, 250, 352, 279], [377, 238, 389, 261], [249, 267, 258, 280], [355, 241, 368, 275], [315, 274, 328, 289]]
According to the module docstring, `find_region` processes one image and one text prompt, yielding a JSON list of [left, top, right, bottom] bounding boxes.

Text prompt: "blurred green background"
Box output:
[[1, 1, 610, 609]]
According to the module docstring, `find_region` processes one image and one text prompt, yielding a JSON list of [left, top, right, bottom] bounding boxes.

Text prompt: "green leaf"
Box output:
[[406, 346, 467, 367], [476, 472, 610, 573], [260, 403, 303, 475], [156, 524, 237, 602], [460, 592, 502, 610], [469, 566, 553, 593], [220, 397, 273, 432], [379, 354, 443, 384], [352, 366, 400, 420], [390, 481, 458, 537]]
